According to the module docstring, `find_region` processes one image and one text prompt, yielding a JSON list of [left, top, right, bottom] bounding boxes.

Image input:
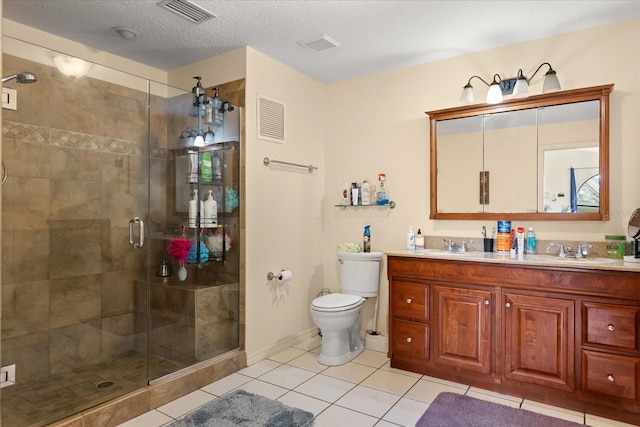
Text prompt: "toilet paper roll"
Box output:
[[277, 270, 293, 283]]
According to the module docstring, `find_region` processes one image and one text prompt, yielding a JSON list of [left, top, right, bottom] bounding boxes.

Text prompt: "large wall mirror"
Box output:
[[426, 84, 613, 220]]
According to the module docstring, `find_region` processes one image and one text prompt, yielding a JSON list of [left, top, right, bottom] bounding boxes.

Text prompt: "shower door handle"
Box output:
[[129, 217, 145, 249]]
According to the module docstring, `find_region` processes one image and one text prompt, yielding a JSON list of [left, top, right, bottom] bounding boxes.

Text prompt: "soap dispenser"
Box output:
[[204, 190, 218, 227]]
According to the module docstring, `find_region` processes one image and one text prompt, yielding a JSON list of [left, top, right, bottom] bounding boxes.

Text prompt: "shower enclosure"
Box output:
[[0, 37, 241, 426]]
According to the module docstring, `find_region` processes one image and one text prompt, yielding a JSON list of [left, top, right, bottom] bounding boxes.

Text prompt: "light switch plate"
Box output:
[[2, 87, 17, 110], [1, 364, 16, 388]]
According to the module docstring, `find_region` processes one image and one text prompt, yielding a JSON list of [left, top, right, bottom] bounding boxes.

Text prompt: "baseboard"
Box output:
[[246, 327, 319, 366]]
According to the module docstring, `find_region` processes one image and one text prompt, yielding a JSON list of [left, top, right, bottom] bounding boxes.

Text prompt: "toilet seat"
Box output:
[[311, 293, 364, 313]]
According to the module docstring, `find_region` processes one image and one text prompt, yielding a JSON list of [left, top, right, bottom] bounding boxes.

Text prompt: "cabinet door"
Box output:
[[433, 285, 492, 374], [504, 293, 575, 391]]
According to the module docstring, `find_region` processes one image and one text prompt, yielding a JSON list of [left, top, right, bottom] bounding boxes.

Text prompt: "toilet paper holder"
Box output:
[[267, 270, 290, 281]]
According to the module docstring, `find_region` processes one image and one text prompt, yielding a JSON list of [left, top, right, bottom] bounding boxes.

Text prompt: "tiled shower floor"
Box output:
[[1, 351, 183, 427]]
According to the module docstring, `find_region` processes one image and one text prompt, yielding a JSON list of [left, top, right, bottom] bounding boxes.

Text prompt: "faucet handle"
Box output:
[[461, 240, 474, 252], [576, 243, 592, 258], [547, 242, 566, 257]]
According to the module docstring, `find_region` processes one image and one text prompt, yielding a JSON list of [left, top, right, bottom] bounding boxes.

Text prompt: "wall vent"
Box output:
[[157, 0, 216, 24], [257, 95, 285, 144]]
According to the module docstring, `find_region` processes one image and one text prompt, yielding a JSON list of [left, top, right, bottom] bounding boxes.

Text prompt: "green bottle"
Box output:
[[200, 151, 213, 182]]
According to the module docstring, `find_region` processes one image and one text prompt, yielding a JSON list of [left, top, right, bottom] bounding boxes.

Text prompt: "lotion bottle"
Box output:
[[415, 229, 425, 250], [407, 226, 415, 251], [188, 189, 203, 228], [204, 190, 218, 227]]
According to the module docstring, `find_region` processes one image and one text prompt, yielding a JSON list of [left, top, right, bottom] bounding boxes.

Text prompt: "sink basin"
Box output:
[[415, 249, 475, 257], [527, 254, 619, 265]]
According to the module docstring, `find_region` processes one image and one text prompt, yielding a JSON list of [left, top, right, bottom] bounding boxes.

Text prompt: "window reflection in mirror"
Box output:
[[539, 100, 600, 213]]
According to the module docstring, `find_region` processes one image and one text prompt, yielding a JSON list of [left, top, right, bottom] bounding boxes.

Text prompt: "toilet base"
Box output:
[[316, 316, 364, 366], [318, 342, 364, 366]]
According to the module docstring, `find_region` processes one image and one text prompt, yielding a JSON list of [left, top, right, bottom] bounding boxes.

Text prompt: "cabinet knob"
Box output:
[[505, 302, 511, 308], [607, 324, 615, 332], [607, 374, 615, 383], [406, 337, 412, 343], [484, 299, 490, 305], [406, 298, 412, 304]]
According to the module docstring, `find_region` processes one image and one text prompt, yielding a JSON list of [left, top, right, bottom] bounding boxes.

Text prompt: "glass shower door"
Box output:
[[0, 38, 156, 426]]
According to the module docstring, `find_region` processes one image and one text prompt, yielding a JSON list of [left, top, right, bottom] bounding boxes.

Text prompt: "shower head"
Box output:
[[2, 71, 37, 84]]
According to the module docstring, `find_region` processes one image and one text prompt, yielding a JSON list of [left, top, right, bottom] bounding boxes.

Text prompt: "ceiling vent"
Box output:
[[157, 0, 216, 24], [298, 34, 341, 52], [257, 95, 285, 144]]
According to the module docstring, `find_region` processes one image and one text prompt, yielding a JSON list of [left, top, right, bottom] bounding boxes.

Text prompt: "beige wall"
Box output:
[[324, 18, 640, 335], [243, 47, 326, 363]]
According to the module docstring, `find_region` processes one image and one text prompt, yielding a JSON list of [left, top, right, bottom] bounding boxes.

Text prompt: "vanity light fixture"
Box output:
[[460, 62, 561, 104], [512, 62, 561, 98]]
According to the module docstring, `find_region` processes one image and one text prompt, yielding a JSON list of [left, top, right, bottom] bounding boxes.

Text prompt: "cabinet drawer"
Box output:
[[583, 302, 639, 350], [393, 281, 428, 322], [393, 319, 429, 360], [582, 350, 640, 400]]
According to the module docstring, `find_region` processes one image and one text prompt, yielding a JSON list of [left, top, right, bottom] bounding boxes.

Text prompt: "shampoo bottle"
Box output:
[[188, 189, 204, 228], [361, 181, 371, 205], [363, 225, 371, 253], [201, 151, 213, 182], [407, 226, 415, 251], [204, 190, 218, 227]]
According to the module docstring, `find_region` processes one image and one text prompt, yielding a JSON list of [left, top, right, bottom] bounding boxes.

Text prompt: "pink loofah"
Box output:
[[168, 236, 192, 266]]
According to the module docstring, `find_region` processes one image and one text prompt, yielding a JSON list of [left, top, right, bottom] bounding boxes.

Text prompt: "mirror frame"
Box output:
[[426, 84, 614, 221]]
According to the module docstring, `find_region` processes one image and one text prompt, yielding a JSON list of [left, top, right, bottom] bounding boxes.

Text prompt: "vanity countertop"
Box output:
[[385, 249, 640, 272]]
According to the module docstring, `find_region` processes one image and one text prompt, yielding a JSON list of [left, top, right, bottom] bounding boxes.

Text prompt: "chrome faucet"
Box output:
[[547, 242, 592, 258], [442, 239, 473, 253], [547, 243, 566, 257], [443, 239, 459, 252]]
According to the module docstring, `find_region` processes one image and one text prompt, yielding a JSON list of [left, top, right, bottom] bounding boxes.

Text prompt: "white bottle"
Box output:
[[188, 189, 204, 228], [407, 226, 415, 251], [204, 190, 218, 227], [415, 229, 425, 250], [516, 227, 525, 257], [361, 180, 371, 205]]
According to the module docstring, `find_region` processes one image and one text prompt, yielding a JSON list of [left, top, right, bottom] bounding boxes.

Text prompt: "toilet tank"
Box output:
[[337, 251, 383, 297]]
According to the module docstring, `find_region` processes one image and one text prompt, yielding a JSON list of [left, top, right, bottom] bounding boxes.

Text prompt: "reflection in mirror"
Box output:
[[437, 116, 483, 212], [539, 100, 600, 213], [629, 208, 640, 258], [483, 109, 537, 212]]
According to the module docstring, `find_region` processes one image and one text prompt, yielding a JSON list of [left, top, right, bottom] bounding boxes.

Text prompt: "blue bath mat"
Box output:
[[166, 389, 315, 427]]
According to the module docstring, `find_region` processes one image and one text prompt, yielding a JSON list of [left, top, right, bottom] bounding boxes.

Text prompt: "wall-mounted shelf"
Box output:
[[335, 201, 396, 210]]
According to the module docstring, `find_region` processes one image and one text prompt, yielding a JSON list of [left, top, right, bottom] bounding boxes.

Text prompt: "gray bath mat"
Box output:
[[166, 389, 314, 427], [416, 392, 587, 427]]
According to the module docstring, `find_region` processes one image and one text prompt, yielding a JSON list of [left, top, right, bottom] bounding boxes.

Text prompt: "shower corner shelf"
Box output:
[[335, 201, 396, 210]]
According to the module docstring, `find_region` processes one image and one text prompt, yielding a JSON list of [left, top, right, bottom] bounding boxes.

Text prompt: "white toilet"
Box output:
[[310, 251, 383, 366]]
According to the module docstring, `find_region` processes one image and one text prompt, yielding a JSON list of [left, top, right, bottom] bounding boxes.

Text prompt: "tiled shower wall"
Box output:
[[1, 53, 166, 382]]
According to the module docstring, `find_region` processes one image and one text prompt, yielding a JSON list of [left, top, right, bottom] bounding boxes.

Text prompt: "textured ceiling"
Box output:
[[3, 0, 640, 83]]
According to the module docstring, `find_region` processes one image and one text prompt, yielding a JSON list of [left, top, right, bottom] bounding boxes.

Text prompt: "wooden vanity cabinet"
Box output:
[[387, 255, 640, 425]]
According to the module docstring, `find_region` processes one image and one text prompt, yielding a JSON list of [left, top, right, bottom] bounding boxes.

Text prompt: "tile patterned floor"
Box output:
[[118, 337, 636, 427]]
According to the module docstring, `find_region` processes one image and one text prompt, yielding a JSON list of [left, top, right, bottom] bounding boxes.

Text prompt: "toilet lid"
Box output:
[[311, 293, 363, 312]]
